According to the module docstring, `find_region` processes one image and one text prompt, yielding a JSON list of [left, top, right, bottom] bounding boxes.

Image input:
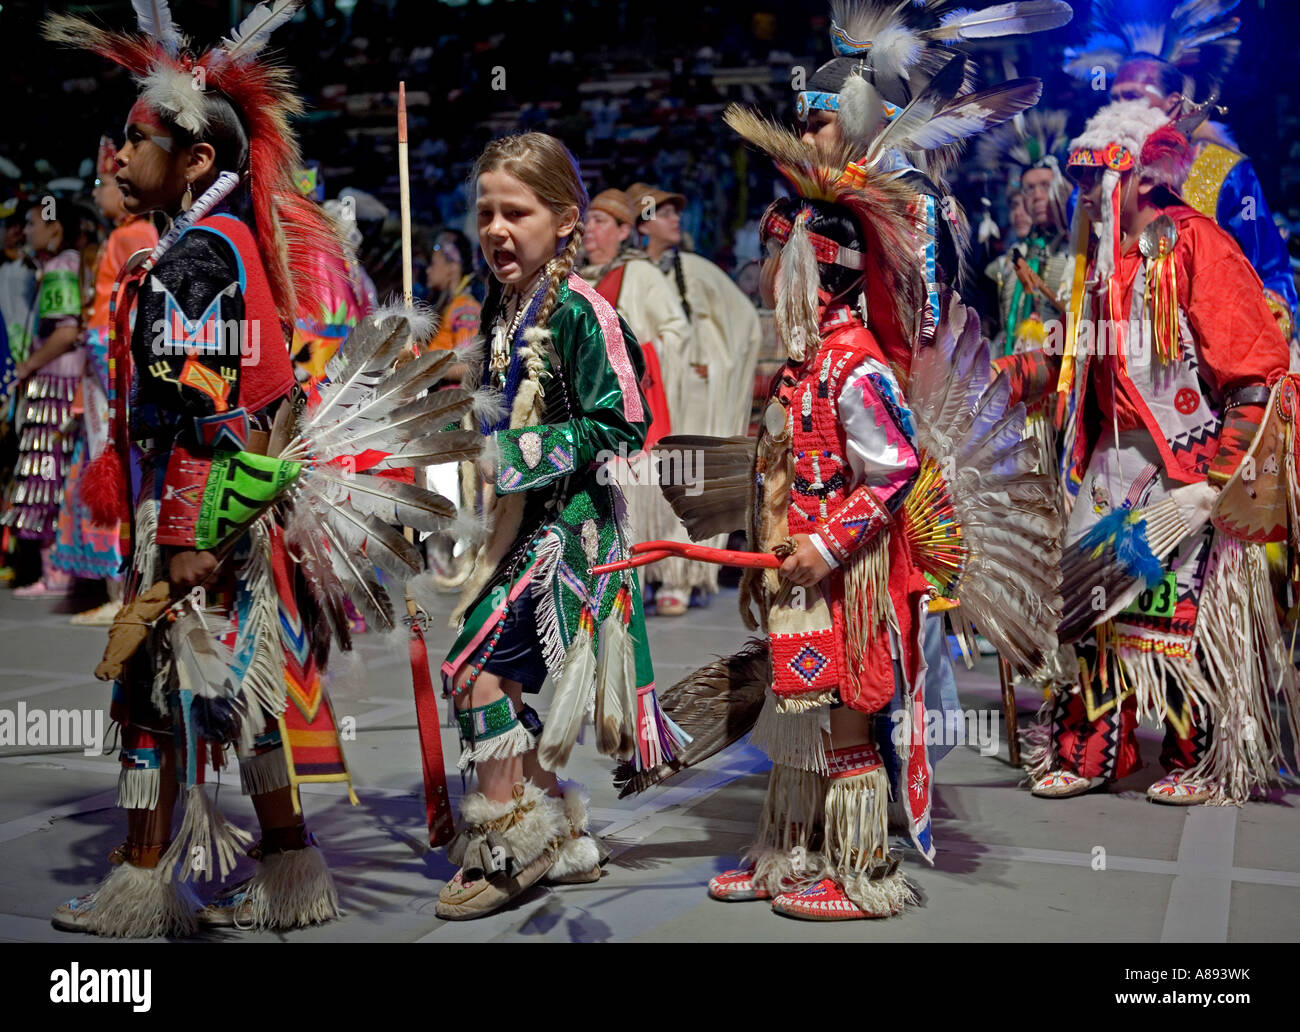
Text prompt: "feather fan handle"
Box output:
[[219, 0, 305, 63], [132, 0, 183, 55]]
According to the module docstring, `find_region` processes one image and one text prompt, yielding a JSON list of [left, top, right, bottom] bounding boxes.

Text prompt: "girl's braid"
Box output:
[[535, 220, 585, 329]]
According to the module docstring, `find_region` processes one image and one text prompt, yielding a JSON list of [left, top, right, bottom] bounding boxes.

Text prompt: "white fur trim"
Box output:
[[839, 868, 917, 916], [455, 334, 486, 378], [80, 861, 200, 938], [456, 721, 536, 770], [550, 834, 600, 878], [1070, 100, 1189, 186], [453, 781, 566, 870], [371, 299, 437, 348], [1095, 170, 1121, 284], [471, 387, 507, 427], [235, 846, 341, 929], [774, 217, 820, 363], [548, 785, 601, 880], [140, 65, 209, 136], [837, 71, 884, 151], [872, 25, 922, 81]]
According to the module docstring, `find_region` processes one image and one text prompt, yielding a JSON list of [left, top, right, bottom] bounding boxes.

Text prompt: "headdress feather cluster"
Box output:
[[827, 0, 1071, 164], [43, 1, 340, 327], [1070, 99, 1194, 190], [1063, 0, 1241, 100], [723, 104, 926, 365]]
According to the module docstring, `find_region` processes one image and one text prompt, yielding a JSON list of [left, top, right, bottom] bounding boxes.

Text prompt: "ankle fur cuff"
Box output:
[[547, 784, 600, 878], [84, 862, 200, 938], [235, 846, 342, 929], [448, 781, 565, 876]]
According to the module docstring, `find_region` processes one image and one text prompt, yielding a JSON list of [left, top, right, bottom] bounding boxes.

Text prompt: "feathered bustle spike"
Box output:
[[219, 0, 305, 63], [131, 0, 183, 56], [921, 1, 1073, 41], [886, 77, 1043, 154]]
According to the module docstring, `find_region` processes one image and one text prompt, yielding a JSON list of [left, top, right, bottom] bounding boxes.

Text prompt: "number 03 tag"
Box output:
[[1122, 570, 1177, 618]]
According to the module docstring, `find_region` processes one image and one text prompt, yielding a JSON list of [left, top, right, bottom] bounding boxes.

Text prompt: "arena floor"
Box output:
[[1, 583, 1297, 943]]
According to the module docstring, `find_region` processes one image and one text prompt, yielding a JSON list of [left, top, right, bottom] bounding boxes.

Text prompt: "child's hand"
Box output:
[[778, 533, 831, 587]]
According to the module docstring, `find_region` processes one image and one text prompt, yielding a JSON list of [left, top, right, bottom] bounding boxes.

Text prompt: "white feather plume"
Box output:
[[838, 71, 886, 151], [132, 0, 183, 56], [140, 65, 208, 135], [774, 216, 820, 363], [220, 0, 305, 63]]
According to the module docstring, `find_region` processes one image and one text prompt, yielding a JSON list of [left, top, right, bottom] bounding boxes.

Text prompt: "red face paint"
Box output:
[[125, 100, 175, 151]]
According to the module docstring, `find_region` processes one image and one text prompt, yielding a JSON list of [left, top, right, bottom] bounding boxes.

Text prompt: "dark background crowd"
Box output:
[[4, 0, 1298, 300]]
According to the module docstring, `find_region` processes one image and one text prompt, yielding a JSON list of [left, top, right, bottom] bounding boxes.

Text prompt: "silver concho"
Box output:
[[764, 398, 789, 438]]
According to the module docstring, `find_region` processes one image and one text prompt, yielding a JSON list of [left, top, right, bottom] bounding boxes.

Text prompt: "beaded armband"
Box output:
[[812, 483, 890, 564], [495, 423, 577, 494], [1207, 397, 1267, 485], [156, 444, 301, 549]]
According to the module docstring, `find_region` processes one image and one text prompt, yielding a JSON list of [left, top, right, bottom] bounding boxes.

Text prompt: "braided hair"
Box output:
[[471, 132, 590, 333], [670, 249, 692, 322]]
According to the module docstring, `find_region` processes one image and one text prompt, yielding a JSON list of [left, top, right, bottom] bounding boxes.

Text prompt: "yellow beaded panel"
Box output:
[[1182, 143, 1244, 219]]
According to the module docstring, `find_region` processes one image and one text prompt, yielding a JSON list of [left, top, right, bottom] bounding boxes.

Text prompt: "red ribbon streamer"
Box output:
[[409, 623, 456, 847]]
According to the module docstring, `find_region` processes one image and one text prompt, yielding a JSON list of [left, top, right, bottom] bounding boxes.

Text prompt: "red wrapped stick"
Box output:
[[592, 540, 782, 575]]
